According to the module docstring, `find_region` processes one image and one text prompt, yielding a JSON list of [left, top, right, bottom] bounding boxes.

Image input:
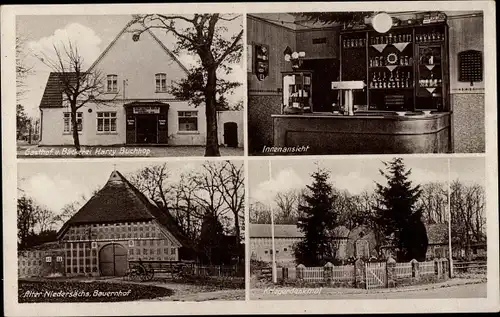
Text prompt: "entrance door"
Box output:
[[99, 243, 128, 276], [300, 59, 339, 112], [136, 115, 158, 144], [223, 122, 238, 147]]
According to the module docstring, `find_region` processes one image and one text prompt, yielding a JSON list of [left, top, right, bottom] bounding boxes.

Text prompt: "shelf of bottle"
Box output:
[[419, 63, 441, 66], [369, 42, 413, 46], [415, 40, 444, 44], [343, 46, 366, 49], [369, 65, 413, 69], [418, 85, 442, 88], [369, 87, 414, 90]]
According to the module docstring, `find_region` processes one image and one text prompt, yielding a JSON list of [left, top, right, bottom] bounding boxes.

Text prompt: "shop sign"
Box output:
[[158, 119, 166, 125], [133, 106, 160, 114], [127, 119, 135, 125]]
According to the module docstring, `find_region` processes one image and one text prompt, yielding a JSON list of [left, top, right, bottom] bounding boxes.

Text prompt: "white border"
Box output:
[[2, 1, 499, 315]]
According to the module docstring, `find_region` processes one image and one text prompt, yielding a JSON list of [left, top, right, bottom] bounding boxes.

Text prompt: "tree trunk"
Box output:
[[233, 211, 240, 244], [71, 104, 81, 152], [204, 67, 220, 157]]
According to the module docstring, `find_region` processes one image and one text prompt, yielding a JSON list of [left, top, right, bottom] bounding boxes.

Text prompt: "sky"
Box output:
[[16, 14, 244, 118], [17, 159, 244, 217], [249, 156, 485, 205]]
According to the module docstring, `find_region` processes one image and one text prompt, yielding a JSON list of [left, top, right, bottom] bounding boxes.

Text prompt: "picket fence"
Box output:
[[188, 264, 244, 278], [269, 258, 450, 289]]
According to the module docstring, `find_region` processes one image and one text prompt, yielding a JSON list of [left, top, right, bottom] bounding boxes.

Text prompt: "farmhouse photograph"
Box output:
[[248, 156, 486, 299], [17, 160, 244, 302], [16, 14, 244, 157]]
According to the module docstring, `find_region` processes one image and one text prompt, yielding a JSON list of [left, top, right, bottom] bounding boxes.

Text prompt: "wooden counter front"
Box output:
[[271, 112, 452, 154]]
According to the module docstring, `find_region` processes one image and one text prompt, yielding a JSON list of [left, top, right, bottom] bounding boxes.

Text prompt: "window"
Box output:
[[97, 112, 117, 132], [178, 111, 198, 132], [107, 75, 118, 93], [284, 248, 288, 252], [63, 112, 83, 133], [56, 256, 63, 262], [171, 248, 175, 255], [45, 256, 52, 263], [155, 73, 167, 92], [91, 242, 97, 249]]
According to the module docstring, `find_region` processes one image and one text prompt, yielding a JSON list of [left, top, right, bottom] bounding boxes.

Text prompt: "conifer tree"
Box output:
[[374, 158, 428, 261], [294, 168, 337, 266]]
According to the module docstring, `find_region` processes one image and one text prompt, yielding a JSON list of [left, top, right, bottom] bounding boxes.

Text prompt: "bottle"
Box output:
[[382, 72, 387, 88], [407, 72, 411, 87], [395, 71, 400, 87]]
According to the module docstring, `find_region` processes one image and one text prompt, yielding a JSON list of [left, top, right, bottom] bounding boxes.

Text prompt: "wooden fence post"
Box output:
[[386, 256, 396, 288], [324, 262, 334, 286], [410, 259, 420, 281], [297, 264, 305, 284], [354, 259, 365, 289], [282, 267, 288, 283]]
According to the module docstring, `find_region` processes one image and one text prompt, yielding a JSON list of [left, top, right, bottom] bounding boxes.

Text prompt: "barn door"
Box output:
[[99, 244, 127, 276]]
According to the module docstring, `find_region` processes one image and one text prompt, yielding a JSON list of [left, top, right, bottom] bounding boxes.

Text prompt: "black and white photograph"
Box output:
[[249, 156, 487, 299], [17, 160, 245, 302], [2, 1, 498, 316], [16, 13, 244, 158], [247, 11, 485, 155]]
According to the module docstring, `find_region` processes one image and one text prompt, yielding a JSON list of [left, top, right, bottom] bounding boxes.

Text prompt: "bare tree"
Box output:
[[417, 182, 448, 224], [215, 161, 245, 241], [16, 36, 33, 101], [36, 41, 116, 152], [130, 14, 243, 156], [274, 189, 300, 224], [451, 180, 486, 260], [129, 164, 171, 208], [249, 201, 272, 224]]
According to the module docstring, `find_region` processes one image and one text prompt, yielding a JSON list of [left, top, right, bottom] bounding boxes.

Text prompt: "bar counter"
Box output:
[[272, 111, 452, 154]]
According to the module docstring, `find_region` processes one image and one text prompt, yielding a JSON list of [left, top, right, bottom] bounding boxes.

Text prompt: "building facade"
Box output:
[[18, 170, 193, 278], [39, 21, 242, 147], [249, 224, 356, 266]]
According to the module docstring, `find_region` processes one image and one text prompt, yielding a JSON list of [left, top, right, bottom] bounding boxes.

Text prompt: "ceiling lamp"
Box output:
[[372, 12, 393, 33]]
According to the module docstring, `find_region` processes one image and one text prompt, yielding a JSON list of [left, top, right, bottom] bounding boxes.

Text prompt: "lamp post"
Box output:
[[269, 160, 277, 284], [447, 158, 454, 278]]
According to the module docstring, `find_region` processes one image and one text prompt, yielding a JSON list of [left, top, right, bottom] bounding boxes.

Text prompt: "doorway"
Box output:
[[136, 115, 158, 144], [99, 243, 128, 276], [300, 59, 339, 112], [223, 122, 238, 147]]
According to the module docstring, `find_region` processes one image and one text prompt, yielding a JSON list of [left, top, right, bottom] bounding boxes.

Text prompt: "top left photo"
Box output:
[[15, 14, 244, 158]]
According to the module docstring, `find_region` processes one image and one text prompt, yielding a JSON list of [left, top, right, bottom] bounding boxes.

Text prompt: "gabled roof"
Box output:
[[39, 72, 77, 108], [88, 20, 189, 75], [57, 170, 192, 249]]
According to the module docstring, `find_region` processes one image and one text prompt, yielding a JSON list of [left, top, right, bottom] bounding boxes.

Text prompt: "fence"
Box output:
[[262, 258, 450, 290], [184, 264, 244, 278], [453, 261, 487, 273]]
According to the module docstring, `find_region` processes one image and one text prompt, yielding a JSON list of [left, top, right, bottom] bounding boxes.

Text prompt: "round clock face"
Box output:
[[132, 34, 140, 42], [387, 53, 398, 65]]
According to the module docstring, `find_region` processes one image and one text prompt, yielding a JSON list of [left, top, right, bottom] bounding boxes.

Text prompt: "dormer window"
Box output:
[[107, 74, 118, 93], [155, 73, 167, 92]]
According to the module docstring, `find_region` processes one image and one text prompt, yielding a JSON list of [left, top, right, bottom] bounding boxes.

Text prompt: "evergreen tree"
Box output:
[[374, 158, 428, 261], [294, 169, 338, 266], [197, 213, 225, 264]]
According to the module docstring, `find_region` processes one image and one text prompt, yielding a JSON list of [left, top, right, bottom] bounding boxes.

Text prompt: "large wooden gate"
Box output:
[[99, 243, 128, 276], [365, 262, 387, 289]]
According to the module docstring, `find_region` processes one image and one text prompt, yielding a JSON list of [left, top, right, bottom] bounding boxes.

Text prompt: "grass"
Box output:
[[18, 279, 174, 303]]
